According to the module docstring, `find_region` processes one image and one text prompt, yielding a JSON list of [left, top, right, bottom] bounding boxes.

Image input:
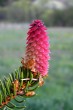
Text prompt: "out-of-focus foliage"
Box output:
[[0, 0, 9, 6], [0, 0, 73, 26], [0, 0, 17, 6], [42, 7, 73, 26]]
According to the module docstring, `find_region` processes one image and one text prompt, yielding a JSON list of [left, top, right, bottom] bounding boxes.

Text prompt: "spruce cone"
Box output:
[[22, 20, 50, 77]]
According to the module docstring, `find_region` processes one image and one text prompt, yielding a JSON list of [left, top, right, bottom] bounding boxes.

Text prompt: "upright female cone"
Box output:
[[22, 20, 50, 77]]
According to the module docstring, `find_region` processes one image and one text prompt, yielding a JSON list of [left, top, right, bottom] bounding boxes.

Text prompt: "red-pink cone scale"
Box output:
[[24, 20, 50, 77]]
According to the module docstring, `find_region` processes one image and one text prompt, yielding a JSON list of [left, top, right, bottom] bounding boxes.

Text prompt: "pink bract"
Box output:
[[24, 20, 50, 76]]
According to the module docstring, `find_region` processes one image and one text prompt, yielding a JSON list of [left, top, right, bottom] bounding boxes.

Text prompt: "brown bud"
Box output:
[[12, 79, 19, 91], [21, 83, 26, 89], [21, 58, 36, 70], [6, 96, 10, 102], [39, 75, 44, 86], [25, 91, 35, 97]]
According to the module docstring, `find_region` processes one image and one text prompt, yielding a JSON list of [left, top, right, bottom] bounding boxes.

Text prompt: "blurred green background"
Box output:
[[0, 0, 73, 110], [0, 0, 73, 26]]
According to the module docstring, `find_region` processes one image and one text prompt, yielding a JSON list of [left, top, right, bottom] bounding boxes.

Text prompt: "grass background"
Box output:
[[0, 26, 73, 110]]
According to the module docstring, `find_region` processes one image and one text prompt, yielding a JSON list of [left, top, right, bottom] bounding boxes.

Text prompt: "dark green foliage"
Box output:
[[0, 0, 8, 6], [43, 7, 73, 26], [0, 0, 19, 6]]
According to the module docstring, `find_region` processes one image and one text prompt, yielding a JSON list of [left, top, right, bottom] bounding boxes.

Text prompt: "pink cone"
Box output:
[[24, 20, 50, 77]]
